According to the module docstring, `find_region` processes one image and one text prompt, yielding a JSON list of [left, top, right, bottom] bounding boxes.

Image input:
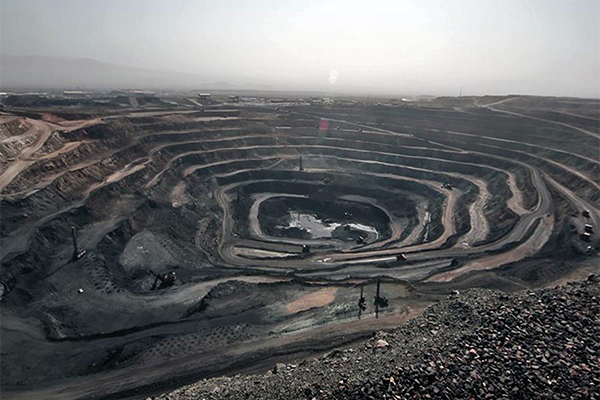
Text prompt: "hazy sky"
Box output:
[[1, 0, 599, 97]]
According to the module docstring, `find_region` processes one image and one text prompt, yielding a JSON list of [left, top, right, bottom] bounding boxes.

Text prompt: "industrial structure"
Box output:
[[373, 279, 389, 318]]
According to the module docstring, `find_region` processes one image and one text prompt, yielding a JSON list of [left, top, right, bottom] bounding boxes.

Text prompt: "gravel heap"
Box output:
[[157, 278, 599, 400]]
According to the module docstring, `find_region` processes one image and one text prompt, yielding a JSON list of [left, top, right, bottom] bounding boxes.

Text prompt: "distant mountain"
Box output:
[[0, 55, 223, 90]]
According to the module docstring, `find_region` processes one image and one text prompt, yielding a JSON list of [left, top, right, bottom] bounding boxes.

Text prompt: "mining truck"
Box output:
[[395, 253, 407, 264], [584, 224, 594, 234], [582, 210, 591, 218], [298, 244, 312, 259]]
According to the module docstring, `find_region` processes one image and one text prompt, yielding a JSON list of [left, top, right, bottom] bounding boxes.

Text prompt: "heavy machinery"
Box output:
[[302, 244, 311, 254], [584, 224, 594, 234], [582, 210, 591, 218], [150, 271, 177, 290], [358, 285, 367, 319], [395, 253, 407, 264], [373, 279, 389, 318]]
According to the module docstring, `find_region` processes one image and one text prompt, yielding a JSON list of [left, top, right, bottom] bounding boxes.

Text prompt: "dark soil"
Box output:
[[157, 278, 600, 400]]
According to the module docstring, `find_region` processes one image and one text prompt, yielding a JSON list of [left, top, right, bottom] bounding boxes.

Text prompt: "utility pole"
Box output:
[[375, 279, 380, 318]]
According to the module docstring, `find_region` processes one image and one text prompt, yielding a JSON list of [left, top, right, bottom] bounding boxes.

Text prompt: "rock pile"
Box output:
[[337, 281, 599, 399], [157, 279, 599, 400]]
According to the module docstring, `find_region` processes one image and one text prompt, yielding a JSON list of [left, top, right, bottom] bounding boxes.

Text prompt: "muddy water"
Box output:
[[281, 212, 340, 237], [283, 212, 379, 239]]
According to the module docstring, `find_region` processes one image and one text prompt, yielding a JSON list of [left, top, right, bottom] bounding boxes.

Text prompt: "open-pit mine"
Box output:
[[1, 93, 599, 399]]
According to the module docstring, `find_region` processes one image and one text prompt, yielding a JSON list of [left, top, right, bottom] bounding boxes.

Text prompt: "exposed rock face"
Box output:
[[2, 97, 599, 399], [158, 280, 599, 400]]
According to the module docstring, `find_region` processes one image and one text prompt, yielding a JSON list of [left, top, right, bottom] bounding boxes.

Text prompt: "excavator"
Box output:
[[150, 271, 177, 290]]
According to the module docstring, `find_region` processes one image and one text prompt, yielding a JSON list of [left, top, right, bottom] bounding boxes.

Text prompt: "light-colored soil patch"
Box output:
[[287, 287, 338, 314], [429, 214, 555, 282], [170, 181, 190, 208], [234, 247, 294, 258]]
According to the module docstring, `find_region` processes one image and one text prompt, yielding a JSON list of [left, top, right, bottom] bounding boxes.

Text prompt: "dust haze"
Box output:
[[1, 0, 599, 97]]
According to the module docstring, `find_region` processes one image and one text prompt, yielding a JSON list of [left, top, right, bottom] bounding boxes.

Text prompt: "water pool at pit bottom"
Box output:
[[280, 211, 379, 239]]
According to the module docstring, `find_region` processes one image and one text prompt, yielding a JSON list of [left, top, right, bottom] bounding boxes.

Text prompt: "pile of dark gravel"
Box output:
[[156, 278, 599, 400]]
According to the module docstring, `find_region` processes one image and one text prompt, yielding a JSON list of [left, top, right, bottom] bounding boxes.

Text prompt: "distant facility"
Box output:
[[111, 90, 156, 97], [63, 91, 90, 98], [198, 93, 211, 100]]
